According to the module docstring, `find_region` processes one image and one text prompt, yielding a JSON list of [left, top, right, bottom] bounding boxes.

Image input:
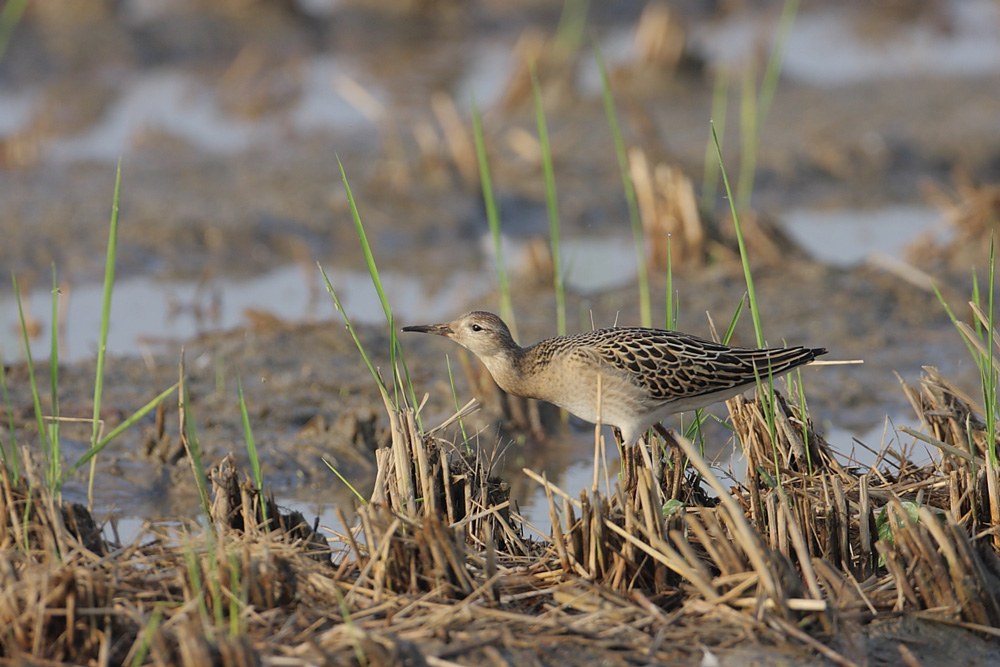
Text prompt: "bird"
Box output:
[[402, 311, 827, 445]]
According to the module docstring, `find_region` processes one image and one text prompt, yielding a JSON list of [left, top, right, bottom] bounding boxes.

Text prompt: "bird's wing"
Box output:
[[589, 329, 817, 405]]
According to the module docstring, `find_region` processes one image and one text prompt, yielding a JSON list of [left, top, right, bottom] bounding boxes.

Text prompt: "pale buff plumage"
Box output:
[[403, 311, 827, 444]]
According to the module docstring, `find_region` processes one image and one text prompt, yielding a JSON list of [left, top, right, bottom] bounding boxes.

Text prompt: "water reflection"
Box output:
[[781, 205, 948, 268], [693, 0, 1000, 86], [0, 264, 491, 363]]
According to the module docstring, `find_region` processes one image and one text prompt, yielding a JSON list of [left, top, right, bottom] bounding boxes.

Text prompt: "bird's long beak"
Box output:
[[401, 322, 453, 337]]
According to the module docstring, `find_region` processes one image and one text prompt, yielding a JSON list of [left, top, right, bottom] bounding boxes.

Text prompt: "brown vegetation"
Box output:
[[4, 357, 1000, 665]]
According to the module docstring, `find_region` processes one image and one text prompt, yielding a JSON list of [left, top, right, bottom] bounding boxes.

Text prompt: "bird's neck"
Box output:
[[481, 344, 534, 398]]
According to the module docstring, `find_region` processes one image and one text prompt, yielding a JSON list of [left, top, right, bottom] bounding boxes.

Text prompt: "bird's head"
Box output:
[[402, 311, 517, 359]]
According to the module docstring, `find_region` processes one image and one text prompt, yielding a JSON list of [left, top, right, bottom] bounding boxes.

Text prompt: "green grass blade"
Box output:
[[987, 237, 997, 466], [751, 360, 781, 490], [701, 73, 729, 215], [60, 382, 179, 485], [181, 379, 212, 522], [711, 124, 763, 346], [0, 0, 27, 65], [758, 0, 800, 124], [765, 365, 779, 487], [49, 264, 61, 488], [723, 295, 745, 345], [934, 262, 998, 469], [736, 0, 798, 212], [333, 587, 368, 667], [446, 355, 470, 450], [183, 548, 213, 631], [0, 350, 16, 476], [228, 550, 242, 637], [319, 265, 386, 394], [130, 603, 164, 667], [681, 406, 709, 457], [795, 367, 813, 475], [471, 95, 517, 336], [531, 65, 566, 336], [735, 66, 758, 213], [337, 158, 390, 325], [237, 370, 267, 527], [336, 157, 397, 389], [89, 162, 122, 487], [336, 158, 420, 416], [323, 458, 368, 506], [665, 236, 675, 329], [595, 44, 650, 327], [12, 274, 49, 481], [554, 0, 588, 54]]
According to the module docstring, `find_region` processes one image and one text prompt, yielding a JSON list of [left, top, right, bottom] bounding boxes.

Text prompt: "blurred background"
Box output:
[[0, 0, 999, 533]]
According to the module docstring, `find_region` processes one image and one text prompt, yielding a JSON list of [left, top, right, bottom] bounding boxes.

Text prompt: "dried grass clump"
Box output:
[[630, 147, 706, 269], [0, 457, 105, 558], [900, 367, 1000, 532], [910, 177, 1000, 270], [0, 452, 339, 665], [629, 147, 807, 271], [210, 454, 332, 563]]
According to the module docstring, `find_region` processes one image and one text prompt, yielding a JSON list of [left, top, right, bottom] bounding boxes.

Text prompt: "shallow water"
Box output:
[[693, 0, 1000, 86], [0, 264, 492, 363], [782, 205, 948, 268]]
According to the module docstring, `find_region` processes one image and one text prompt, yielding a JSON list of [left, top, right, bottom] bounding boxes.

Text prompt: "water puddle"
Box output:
[[0, 264, 491, 363], [47, 71, 260, 163], [64, 476, 357, 547], [694, 0, 1000, 86], [517, 457, 616, 535], [827, 418, 937, 472], [455, 39, 519, 112], [562, 236, 639, 293], [513, 416, 933, 533], [31, 57, 381, 164], [499, 234, 639, 294], [0, 88, 37, 137], [780, 205, 948, 268], [72, 412, 930, 546], [577, 27, 641, 97], [289, 56, 385, 134]]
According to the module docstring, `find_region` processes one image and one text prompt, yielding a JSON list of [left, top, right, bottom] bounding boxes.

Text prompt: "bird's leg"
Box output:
[[636, 431, 665, 506], [652, 423, 683, 455], [612, 426, 625, 448]]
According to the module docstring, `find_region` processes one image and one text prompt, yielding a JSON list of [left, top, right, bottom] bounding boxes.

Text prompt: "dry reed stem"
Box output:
[[629, 147, 705, 270]]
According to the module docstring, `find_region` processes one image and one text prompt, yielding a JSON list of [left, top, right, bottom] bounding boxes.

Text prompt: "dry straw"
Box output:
[[4, 362, 1000, 664]]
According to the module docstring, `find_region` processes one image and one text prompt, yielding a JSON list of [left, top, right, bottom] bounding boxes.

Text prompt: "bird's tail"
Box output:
[[749, 346, 827, 376]]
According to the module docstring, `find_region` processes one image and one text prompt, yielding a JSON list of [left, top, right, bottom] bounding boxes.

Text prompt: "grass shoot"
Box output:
[[471, 95, 518, 338], [531, 64, 567, 337], [336, 156, 420, 416], [12, 275, 50, 486], [595, 44, 651, 327], [237, 369, 267, 527]]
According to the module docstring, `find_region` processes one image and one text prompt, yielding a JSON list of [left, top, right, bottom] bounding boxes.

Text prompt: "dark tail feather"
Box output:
[[751, 346, 827, 375]]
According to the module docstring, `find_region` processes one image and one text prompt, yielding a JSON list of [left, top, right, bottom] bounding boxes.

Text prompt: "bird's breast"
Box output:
[[534, 362, 646, 426]]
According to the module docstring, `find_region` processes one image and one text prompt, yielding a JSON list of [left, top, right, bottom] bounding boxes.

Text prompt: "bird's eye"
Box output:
[[471, 324, 483, 332]]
